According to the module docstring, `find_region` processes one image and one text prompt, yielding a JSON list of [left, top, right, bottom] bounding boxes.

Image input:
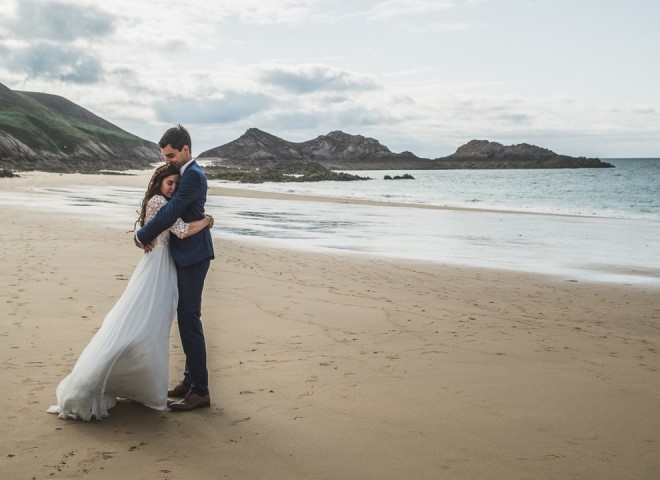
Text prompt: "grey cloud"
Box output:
[[336, 108, 398, 127], [321, 94, 350, 104], [265, 111, 325, 131], [0, 1, 114, 83], [9, 0, 116, 41], [155, 91, 273, 124], [8, 43, 103, 84], [260, 66, 379, 94], [497, 113, 532, 125], [265, 105, 398, 137], [108, 67, 150, 92], [111, 67, 138, 81]]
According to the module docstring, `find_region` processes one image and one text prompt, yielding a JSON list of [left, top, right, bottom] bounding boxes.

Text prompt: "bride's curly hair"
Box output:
[[136, 164, 180, 228]]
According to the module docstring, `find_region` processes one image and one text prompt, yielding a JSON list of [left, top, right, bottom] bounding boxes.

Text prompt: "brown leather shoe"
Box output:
[[167, 382, 190, 398], [168, 392, 211, 411]]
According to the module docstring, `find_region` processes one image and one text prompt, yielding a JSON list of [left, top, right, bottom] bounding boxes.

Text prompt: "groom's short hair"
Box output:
[[159, 124, 192, 152]]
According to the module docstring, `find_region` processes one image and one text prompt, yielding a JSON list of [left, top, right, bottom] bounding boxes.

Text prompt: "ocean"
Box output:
[[214, 158, 660, 220], [2, 158, 659, 287]]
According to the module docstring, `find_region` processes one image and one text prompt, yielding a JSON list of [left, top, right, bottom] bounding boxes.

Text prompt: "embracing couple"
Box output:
[[48, 125, 215, 420]]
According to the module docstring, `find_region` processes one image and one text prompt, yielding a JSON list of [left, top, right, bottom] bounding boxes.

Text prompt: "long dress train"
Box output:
[[47, 195, 186, 420]]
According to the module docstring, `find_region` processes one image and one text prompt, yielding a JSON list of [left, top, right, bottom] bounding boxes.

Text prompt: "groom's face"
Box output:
[[161, 144, 191, 169]]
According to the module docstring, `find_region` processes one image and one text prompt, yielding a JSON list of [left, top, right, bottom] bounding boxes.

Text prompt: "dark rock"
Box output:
[[200, 129, 613, 171], [199, 128, 424, 170], [204, 161, 370, 184], [436, 139, 613, 169], [385, 173, 415, 180]]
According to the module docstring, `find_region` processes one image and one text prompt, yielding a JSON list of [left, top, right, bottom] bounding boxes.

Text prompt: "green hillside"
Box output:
[[0, 82, 152, 153], [0, 82, 159, 172]]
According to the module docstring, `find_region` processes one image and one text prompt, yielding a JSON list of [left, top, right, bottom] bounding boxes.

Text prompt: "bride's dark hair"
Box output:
[[136, 164, 180, 227]]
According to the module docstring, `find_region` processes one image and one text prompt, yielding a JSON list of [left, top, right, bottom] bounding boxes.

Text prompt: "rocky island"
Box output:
[[436, 139, 612, 169], [199, 128, 613, 182]]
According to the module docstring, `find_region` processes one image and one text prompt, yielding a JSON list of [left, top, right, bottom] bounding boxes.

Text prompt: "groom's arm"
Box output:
[[136, 172, 202, 246]]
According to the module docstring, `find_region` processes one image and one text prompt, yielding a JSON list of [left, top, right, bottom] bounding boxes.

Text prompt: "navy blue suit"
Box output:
[[137, 160, 214, 395]]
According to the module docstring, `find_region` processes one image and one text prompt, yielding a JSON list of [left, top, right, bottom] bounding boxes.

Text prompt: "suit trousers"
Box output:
[[176, 258, 211, 396]]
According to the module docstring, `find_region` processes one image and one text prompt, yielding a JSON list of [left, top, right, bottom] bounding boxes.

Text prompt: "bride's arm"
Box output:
[[170, 215, 214, 239]]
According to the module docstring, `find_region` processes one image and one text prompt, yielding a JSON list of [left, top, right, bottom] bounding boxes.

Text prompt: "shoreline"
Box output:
[[2, 171, 658, 289], [1, 172, 659, 478], [0, 169, 629, 219]]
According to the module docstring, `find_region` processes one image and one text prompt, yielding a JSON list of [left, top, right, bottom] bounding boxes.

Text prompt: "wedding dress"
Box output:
[[48, 195, 188, 420]]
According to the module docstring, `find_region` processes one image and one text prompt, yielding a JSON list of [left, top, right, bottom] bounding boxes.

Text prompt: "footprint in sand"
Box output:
[[128, 442, 148, 452]]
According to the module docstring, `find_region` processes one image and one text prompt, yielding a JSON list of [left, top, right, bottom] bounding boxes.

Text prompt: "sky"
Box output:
[[0, 0, 659, 159]]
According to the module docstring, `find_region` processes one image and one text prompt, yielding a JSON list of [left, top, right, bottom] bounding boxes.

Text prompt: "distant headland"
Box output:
[[198, 128, 613, 182], [0, 82, 614, 179]]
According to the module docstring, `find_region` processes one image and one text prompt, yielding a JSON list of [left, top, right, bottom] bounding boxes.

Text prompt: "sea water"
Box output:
[[1, 159, 658, 286], [214, 158, 660, 221]]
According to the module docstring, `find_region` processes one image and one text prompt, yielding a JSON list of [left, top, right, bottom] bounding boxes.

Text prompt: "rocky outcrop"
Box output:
[[435, 140, 613, 168], [0, 131, 160, 173], [204, 160, 370, 183], [384, 174, 415, 180], [199, 128, 424, 169], [298, 130, 393, 159], [200, 129, 613, 170], [202, 128, 301, 164]]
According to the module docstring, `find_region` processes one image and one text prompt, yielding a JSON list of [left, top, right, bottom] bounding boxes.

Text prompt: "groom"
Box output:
[[135, 124, 215, 411]]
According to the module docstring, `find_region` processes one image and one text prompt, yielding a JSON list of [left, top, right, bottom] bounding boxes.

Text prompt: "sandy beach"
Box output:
[[1, 172, 659, 479]]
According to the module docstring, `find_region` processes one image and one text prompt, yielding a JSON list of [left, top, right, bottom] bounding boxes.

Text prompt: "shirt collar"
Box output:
[[179, 158, 195, 176]]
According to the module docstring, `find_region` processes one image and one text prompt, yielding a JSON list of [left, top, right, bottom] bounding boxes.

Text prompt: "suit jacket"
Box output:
[[137, 161, 214, 266]]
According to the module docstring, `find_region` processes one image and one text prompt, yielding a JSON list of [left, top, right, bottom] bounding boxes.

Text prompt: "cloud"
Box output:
[[273, 107, 391, 131], [7, 43, 103, 84], [366, 0, 463, 19], [253, 96, 404, 144], [0, 1, 116, 83], [409, 21, 476, 33], [496, 113, 533, 125], [209, 0, 317, 25], [154, 90, 273, 124], [259, 64, 380, 94], [8, 0, 117, 41], [259, 110, 326, 132]]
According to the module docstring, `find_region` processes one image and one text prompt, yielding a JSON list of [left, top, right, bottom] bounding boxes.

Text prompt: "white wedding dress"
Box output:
[[48, 195, 188, 420]]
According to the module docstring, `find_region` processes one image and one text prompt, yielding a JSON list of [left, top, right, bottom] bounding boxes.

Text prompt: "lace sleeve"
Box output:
[[146, 195, 190, 239], [145, 195, 167, 222], [170, 217, 189, 239]]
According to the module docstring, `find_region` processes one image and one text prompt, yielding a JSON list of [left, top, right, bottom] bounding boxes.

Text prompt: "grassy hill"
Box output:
[[0, 82, 159, 172]]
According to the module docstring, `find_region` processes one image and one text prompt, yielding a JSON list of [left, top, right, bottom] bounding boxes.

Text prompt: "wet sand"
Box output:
[[1, 172, 659, 479]]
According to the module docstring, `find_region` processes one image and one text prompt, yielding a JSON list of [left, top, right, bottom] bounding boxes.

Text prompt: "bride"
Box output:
[[47, 164, 213, 421]]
